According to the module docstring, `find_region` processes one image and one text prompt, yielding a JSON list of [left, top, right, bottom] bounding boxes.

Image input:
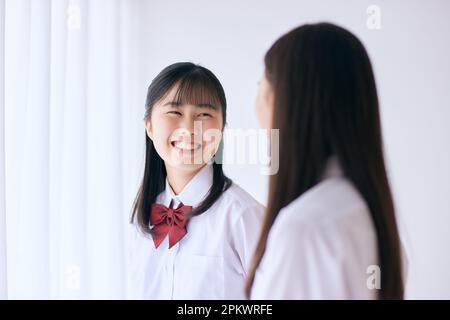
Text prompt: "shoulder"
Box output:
[[270, 177, 375, 250], [128, 222, 152, 248], [281, 177, 371, 226], [215, 182, 265, 224], [220, 182, 265, 212], [256, 177, 378, 299]]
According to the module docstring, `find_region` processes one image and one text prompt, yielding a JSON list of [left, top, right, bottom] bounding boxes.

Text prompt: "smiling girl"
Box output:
[[129, 62, 264, 299]]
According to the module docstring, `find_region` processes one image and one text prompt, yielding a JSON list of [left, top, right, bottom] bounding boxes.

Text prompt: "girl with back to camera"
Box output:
[[248, 23, 404, 299]]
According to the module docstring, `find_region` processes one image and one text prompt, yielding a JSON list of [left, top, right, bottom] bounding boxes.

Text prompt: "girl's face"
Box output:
[[145, 83, 224, 174], [255, 71, 274, 130]]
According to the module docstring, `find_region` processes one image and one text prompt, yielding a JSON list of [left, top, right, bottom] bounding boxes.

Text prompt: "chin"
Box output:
[[166, 153, 203, 168], [169, 161, 206, 174]]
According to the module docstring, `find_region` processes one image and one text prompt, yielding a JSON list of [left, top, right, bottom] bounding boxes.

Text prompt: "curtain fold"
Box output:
[[1, 0, 145, 299], [0, 0, 7, 300]]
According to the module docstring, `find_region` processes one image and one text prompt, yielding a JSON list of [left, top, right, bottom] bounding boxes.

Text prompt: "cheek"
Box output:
[[200, 118, 223, 157], [151, 117, 177, 148], [201, 117, 222, 140], [255, 89, 272, 130], [201, 116, 222, 131]]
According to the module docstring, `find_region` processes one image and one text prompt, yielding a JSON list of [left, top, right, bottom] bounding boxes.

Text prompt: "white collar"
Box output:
[[321, 156, 344, 180], [163, 163, 214, 208]]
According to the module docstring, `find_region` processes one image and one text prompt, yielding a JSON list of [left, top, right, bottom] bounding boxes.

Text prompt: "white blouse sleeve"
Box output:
[[251, 209, 376, 299], [229, 204, 264, 275]]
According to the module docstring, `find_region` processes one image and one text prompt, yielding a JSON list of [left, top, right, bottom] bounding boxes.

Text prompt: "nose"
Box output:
[[179, 115, 202, 139]]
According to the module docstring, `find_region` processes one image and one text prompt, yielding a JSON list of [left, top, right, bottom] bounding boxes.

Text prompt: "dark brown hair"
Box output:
[[131, 62, 232, 235], [246, 23, 403, 299]]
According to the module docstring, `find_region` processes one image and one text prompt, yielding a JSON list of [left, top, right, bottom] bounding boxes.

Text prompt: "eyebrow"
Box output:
[[162, 101, 218, 110]]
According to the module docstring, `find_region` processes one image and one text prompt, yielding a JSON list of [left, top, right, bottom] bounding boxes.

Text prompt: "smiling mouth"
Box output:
[[171, 141, 202, 151]]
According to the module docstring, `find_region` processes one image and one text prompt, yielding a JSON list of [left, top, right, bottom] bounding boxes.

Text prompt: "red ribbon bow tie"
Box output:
[[150, 201, 193, 249]]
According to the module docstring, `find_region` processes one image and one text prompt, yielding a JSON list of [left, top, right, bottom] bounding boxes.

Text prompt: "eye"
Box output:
[[198, 113, 212, 118], [167, 111, 182, 116]]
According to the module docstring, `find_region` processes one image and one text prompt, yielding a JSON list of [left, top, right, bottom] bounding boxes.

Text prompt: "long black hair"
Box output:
[[246, 23, 404, 299], [131, 62, 232, 235]]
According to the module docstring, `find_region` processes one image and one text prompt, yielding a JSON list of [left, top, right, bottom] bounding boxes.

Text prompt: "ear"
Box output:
[[144, 119, 153, 140]]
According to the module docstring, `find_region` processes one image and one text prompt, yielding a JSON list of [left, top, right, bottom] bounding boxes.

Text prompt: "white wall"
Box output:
[[135, 0, 450, 298]]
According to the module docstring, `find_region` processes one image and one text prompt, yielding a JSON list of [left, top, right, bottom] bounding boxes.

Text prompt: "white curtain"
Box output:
[[0, 0, 145, 299]]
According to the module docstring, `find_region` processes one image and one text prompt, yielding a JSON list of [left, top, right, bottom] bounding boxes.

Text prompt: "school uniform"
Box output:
[[128, 163, 264, 299], [251, 158, 379, 299]]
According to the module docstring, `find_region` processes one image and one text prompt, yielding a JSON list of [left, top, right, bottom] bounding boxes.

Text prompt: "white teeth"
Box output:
[[172, 141, 201, 151]]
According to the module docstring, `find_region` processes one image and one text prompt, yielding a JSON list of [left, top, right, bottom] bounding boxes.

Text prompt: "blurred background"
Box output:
[[0, 0, 449, 299]]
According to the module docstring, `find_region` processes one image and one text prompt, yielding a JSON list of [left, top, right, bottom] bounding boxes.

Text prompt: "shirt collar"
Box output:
[[321, 156, 344, 180], [163, 163, 214, 209]]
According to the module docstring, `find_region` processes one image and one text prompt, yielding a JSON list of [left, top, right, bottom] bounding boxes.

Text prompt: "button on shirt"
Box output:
[[128, 163, 264, 299]]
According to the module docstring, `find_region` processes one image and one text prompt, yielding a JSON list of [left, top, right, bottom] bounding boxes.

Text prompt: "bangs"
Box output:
[[171, 71, 225, 110]]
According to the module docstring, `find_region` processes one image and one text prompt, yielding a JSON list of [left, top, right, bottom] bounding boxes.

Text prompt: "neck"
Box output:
[[165, 164, 206, 195]]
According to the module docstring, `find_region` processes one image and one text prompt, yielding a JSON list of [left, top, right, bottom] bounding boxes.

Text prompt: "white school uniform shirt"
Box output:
[[251, 158, 378, 299], [128, 163, 264, 300]]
